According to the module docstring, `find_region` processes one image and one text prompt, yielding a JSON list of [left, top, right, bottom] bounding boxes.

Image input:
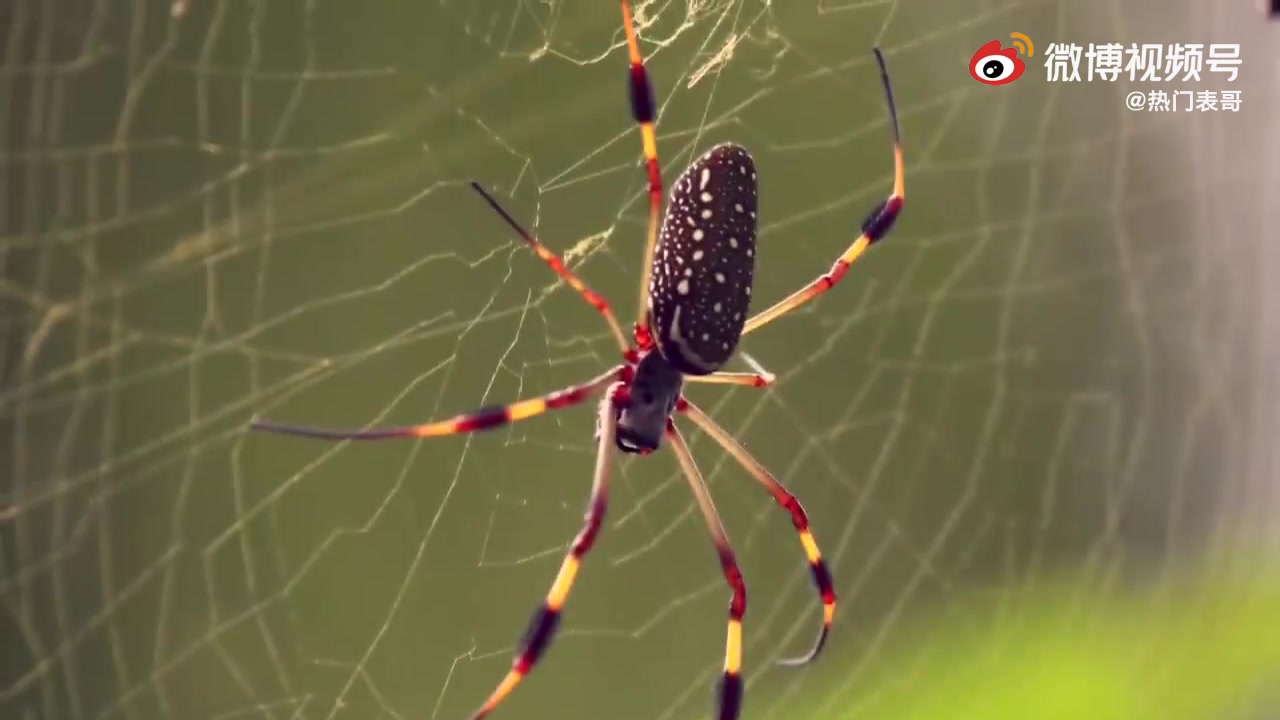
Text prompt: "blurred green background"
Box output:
[[2, 1, 1277, 720]]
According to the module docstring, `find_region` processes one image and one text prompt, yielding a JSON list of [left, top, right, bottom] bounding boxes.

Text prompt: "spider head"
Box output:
[[615, 350, 683, 454]]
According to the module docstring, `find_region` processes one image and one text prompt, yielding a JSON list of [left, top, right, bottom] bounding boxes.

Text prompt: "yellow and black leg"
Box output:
[[681, 400, 836, 665], [741, 48, 905, 337], [250, 365, 626, 441], [620, 0, 666, 330], [666, 422, 747, 720], [468, 387, 622, 720]]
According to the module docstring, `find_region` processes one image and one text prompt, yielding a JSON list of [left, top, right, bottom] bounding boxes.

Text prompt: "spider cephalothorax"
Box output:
[[615, 346, 682, 454], [249, 2, 904, 717]]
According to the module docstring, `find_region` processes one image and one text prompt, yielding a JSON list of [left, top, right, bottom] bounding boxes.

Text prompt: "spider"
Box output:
[[249, 2, 904, 718]]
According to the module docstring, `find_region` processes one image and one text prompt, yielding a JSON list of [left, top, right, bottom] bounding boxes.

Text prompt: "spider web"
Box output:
[[2, 1, 1277, 720]]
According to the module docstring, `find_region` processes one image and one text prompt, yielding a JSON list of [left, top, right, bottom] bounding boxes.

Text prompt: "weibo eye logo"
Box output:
[[969, 34, 1033, 86]]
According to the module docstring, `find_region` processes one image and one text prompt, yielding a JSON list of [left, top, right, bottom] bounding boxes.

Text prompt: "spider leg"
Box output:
[[741, 48, 904, 337], [683, 371, 775, 388], [680, 400, 835, 666], [249, 365, 626, 441], [665, 422, 746, 720], [471, 182, 631, 354], [684, 351, 776, 388], [468, 387, 622, 720], [620, 0, 665, 329]]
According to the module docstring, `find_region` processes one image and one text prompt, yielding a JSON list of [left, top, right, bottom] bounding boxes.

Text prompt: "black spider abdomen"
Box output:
[[647, 143, 758, 375]]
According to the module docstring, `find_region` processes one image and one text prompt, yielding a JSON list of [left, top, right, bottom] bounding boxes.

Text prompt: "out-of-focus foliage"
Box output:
[[794, 556, 1279, 720]]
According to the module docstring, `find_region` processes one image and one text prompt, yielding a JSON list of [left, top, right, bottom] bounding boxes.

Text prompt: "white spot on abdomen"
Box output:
[[668, 306, 717, 372]]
